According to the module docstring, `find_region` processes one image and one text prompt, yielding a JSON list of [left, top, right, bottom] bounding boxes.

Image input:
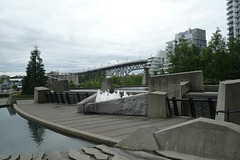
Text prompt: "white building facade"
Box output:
[[227, 0, 240, 38], [166, 28, 207, 54], [147, 50, 169, 77]]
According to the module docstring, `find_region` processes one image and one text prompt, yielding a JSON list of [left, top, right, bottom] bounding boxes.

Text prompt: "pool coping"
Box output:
[[13, 104, 120, 146]]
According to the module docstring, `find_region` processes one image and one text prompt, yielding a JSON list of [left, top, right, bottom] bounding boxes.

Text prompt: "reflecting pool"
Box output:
[[0, 107, 95, 156]]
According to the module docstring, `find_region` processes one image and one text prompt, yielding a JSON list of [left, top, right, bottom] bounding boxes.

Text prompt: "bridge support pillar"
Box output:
[[142, 68, 149, 86]]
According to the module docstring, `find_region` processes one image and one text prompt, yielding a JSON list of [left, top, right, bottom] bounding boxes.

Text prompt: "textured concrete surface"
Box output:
[[82, 147, 109, 160], [115, 126, 159, 151], [216, 79, 240, 125], [15, 100, 189, 146], [6, 95, 17, 106], [34, 86, 49, 103], [77, 93, 97, 113], [86, 93, 148, 116], [0, 155, 11, 160], [154, 118, 240, 160], [68, 149, 90, 160], [149, 70, 204, 98], [21, 153, 33, 160], [155, 151, 215, 160], [10, 154, 20, 160], [101, 78, 114, 93], [148, 92, 168, 118]]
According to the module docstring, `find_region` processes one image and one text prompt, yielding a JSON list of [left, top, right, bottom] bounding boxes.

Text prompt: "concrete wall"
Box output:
[[148, 91, 168, 118], [47, 79, 69, 93], [101, 78, 114, 93], [154, 118, 240, 160], [215, 79, 240, 125], [85, 93, 148, 116], [34, 87, 50, 103], [77, 93, 97, 113], [142, 68, 149, 86], [149, 70, 204, 98]]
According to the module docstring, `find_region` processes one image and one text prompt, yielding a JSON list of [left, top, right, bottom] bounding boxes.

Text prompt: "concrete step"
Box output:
[[155, 151, 216, 160], [68, 149, 90, 160], [82, 147, 109, 160], [94, 145, 130, 160], [10, 154, 20, 160], [20, 154, 33, 160], [0, 155, 11, 160]]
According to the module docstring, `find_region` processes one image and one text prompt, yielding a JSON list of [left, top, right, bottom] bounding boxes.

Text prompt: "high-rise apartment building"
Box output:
[[226, 0, 240, 38], [166, 28, 207, 54]]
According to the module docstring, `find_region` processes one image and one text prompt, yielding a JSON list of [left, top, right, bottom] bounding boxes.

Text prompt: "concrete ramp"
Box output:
[[154, 118, 240, 160]]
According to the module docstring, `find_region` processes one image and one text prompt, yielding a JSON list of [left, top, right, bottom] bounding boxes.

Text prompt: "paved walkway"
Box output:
[[15, 100, 189, 146]]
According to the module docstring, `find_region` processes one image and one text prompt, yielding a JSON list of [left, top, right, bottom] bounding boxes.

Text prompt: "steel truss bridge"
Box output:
[[78, 60, 148, 84]]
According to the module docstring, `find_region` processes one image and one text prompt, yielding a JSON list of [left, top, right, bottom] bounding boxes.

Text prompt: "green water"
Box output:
[[0, 107, 95, 156]]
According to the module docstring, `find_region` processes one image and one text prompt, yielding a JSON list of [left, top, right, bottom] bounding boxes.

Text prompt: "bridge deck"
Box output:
[[16, 100, 189, 145]]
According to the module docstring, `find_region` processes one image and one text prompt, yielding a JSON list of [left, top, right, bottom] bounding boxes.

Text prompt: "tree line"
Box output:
[[168, 28, 240, 84], [80, 75, 143, 87]]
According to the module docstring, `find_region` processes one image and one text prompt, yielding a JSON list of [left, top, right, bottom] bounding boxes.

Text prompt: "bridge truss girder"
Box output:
[[78, 60, 147, 84]]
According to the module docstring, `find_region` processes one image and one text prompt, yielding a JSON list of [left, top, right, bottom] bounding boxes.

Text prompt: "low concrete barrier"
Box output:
[[34, 87, 49, 103], [77, 93, 97, 113], [216, 79, 240, 125], [149, 70, 203, 98], [154, 118, 240, 160], [148, 91, 168, 118], [85, 93, 148, 116]]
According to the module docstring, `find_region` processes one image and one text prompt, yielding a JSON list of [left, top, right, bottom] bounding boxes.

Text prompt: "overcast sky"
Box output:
[[0, 0, 227, 76]]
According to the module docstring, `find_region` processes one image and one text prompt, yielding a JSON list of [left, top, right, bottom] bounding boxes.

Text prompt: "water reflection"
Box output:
[[28, 121, 45, 148], [7, 106, 16, 115]]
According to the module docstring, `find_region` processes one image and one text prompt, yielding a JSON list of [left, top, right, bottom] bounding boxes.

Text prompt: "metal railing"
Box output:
[[167, 97, 217, 119], [215, 110, 240, 122], [45, 92, 93, 104]]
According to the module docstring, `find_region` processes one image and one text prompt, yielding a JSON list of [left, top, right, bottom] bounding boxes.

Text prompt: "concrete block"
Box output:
[[142, 68, 149, 86], [148, 91, 168, 118], [47, 79, 69, 93], [10, 154, 20, 160], [154, 118, 240, 160], [0, 155, 11, 160], [35, 152, 45, 160], [68, 149, 90, 160], [34, 87, 50, 103], [180, 81, 190, 98], [155, 151, 215, 160], [85, 93, 148, 116], [95, 145, 118, 156], [77, 93, 97, 113], [115, 126, 160, 151], [216, 79, 240, 125], [7, 95, 17, 105], [101, 78, 114, 93], [46, 151, 63, 160], [82, 147, 109, 160], [21, 153, 33, 160], [149, 70, 203, 98]]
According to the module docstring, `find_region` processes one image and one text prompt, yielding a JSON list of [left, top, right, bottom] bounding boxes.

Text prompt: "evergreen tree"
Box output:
[[22, 45, 47, 95]]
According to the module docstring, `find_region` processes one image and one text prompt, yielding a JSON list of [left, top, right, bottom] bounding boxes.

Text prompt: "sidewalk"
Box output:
[[15, 100, 189, 146]]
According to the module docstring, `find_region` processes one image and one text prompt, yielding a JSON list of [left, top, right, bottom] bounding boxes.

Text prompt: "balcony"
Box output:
[[227, 15, 233, 20], [227, 10, 233, 15], [227, 5, 233, 10], [227, 0, 233, 5]]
